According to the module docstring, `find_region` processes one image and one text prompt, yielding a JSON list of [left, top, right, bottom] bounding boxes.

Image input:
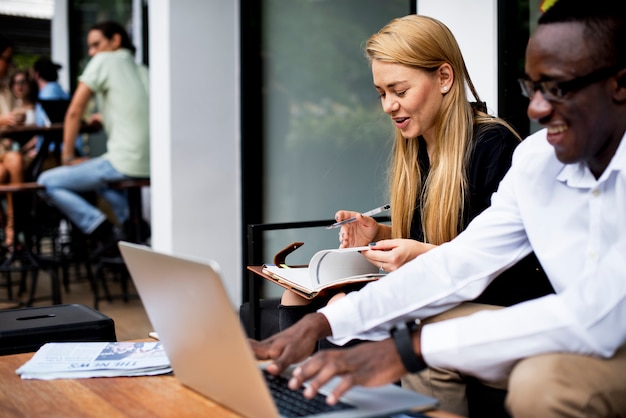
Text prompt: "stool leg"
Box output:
[[18, 269, 27, 296], [17, 271, 28, 297], [48, 267, 61, 305], [62, 261, 70, 293], [26, 269, 39, 307], [93, 262, 113, 309], [121, 265, 134, 302], [4, 270, 12, 300], [89, 263, 100, 310]]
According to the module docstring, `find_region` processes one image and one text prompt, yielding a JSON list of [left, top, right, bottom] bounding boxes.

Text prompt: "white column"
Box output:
[[417, 0, 499, 115], [51, 0, 70, 91], [149, 0, 242, 305]]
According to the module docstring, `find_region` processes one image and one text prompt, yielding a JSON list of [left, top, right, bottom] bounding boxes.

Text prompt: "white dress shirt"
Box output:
[[319, 128, 626, 382]]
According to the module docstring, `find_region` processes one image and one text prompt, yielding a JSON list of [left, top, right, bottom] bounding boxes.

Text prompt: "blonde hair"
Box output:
[[366, 15, 519, 244]]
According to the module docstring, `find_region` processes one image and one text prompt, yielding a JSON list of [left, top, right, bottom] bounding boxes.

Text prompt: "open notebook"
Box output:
[[119, 241, 438, 418]]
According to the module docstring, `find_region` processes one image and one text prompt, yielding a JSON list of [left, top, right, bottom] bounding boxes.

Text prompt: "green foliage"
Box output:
[[287, 99, 392, 150], [11, 54, 38, 71]]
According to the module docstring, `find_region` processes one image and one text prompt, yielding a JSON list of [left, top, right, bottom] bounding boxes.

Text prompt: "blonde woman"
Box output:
[[280, 15, 551, 328]]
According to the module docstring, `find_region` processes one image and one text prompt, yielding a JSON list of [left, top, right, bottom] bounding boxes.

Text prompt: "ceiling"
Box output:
[[0, 14, 51, 58], [0, 0, 54, 20]]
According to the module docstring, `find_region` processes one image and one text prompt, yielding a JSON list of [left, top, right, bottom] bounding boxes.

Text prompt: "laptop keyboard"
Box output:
[[263, 370, 355, 417]]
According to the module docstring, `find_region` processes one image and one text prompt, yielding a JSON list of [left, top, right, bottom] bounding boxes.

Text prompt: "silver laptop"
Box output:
[[119, 241, 438, 418]]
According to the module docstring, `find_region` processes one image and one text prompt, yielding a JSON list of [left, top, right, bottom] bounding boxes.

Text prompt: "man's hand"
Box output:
[[62, 155, 90, 166], [288, 338, 406, 405], [250, 313, 332, 375], [86, 113, 104, 130]]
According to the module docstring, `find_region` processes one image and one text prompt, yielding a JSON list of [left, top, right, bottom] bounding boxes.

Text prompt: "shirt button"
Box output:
[[588, 250, 598, 259], [592, 189, 601, 197]]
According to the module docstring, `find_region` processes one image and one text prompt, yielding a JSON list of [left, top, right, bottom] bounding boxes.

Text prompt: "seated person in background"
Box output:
[[30, 57, 84, 171], [0, 35, 23, 129], [32, 57, 69, 103], [38, 21, 150, 256], [9, 70, 39, 164], [252, 1, 626, 416], [279, 14, 553, 335], [10, 70, 37, 125], [0, 40, 26, 251]]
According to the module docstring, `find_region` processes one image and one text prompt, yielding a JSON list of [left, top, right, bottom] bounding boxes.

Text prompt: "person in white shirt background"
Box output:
[[251, 0, 626, 416]]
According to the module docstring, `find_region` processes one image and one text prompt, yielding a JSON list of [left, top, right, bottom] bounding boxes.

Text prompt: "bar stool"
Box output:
[[0, 182, 62, 306], [107, 178, 151, 243], [91, 178, 150, 309]]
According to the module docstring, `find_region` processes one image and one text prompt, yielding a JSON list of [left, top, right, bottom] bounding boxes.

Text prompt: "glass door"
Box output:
[[243, 1, 413, 280]]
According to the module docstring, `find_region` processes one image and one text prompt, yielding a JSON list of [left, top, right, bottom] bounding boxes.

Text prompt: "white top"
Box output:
[[319, 128, 626, 382]]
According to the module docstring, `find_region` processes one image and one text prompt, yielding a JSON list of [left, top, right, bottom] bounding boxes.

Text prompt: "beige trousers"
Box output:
[[401, 303, 626, 417]]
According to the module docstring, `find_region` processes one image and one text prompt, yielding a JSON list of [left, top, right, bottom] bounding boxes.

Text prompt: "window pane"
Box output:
[[69, 0, 133, 88], [262, 0, 409, 266]]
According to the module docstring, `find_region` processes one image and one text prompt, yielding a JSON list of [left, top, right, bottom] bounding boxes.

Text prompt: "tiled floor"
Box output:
[[0, 258, 154, 342]]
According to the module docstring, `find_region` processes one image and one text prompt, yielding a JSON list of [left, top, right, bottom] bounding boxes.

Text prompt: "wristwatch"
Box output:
[[390, 320, 427, 373]]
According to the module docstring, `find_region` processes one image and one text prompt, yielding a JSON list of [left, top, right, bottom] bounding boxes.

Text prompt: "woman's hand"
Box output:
[[0, 111, 25, 127], [335, 210, 382, 248], [362, 239, 436, 272]]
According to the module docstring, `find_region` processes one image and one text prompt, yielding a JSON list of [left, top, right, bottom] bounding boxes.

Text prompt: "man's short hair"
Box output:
[[539, 0, 626, 67]]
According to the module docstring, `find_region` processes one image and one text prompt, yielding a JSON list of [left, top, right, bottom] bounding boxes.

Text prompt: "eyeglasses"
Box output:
[[518, 65, 621, 102]]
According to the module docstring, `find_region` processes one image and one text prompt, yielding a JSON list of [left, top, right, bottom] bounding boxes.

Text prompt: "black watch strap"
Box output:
[[391, 320, 426, 373]]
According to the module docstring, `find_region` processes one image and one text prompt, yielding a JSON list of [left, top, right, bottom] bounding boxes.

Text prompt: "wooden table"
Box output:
[[0, 348, 462, 418], [0, 122, 102, 143], [0, 349, 240, 418], [0, 122, 101, 181]]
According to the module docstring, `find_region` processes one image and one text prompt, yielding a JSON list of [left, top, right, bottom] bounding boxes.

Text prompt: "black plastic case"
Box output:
[[0, 304, 116, 355]]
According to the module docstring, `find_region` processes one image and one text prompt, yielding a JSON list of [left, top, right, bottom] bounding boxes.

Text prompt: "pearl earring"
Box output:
[[442, 86, 449, 93]]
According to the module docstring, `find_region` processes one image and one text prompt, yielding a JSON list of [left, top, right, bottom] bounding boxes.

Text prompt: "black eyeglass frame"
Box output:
[[518, 65, 622, 102]]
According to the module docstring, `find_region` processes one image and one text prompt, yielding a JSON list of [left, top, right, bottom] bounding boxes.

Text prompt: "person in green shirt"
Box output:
[[38, 21, 150, 254]]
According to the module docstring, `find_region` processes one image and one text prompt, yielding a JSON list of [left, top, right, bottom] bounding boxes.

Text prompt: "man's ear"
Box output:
[[111, 33, 123, 49], [614, 68, 626, 102]]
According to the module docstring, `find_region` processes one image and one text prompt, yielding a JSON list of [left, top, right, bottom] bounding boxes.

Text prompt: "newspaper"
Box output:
[[16, 342, 172, 380]]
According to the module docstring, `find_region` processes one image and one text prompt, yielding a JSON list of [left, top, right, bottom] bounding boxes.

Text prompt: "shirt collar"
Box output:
[[556, 130, 626, 187]]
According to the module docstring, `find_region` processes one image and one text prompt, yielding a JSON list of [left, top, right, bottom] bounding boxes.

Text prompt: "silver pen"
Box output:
[[326, 204, 391, 229]]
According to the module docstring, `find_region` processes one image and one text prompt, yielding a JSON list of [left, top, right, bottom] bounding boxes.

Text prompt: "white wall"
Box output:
[[149, 0, 242, 306], [417, 0, 499, 115]]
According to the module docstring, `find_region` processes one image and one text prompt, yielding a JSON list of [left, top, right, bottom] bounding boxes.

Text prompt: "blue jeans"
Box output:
[[38, 158, 130, 234]]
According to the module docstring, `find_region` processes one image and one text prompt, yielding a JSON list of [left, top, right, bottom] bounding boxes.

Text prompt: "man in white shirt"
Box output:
[[252, 1, 626, 416]]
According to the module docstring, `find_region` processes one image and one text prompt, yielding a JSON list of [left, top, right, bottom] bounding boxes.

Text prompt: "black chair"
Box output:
[[91, 178, 150, 309], [38, 99, 70, 125], [241, 219, 334, 340], [0, 182, 64, 306], [241, 216, 392, 340]]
